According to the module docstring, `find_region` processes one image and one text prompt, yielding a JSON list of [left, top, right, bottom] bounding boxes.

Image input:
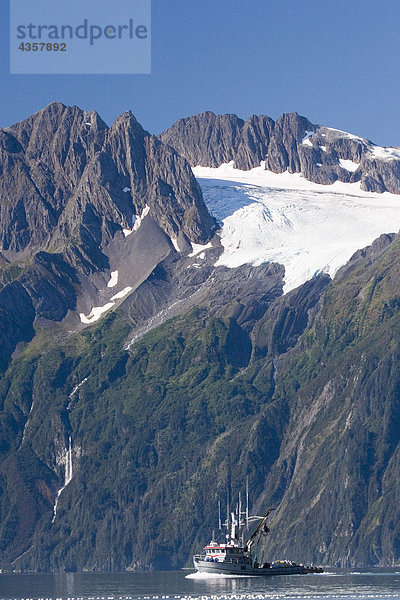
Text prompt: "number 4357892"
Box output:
[[18, 42, 67, 51]]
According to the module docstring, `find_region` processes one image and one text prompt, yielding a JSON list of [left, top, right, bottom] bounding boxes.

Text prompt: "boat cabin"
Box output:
[[201, 542, 250, 564]]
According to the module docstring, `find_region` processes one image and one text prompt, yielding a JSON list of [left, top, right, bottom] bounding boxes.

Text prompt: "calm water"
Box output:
[[0, 570, 399, 600]]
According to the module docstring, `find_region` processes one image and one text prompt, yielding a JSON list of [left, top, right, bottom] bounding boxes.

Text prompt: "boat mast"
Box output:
[[246, 476, 249, 529], [226, 489, 230, 541], [238, 491, 242, 536]]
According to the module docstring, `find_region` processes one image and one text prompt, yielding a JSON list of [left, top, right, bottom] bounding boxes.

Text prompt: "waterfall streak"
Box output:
[[52, 436, 73, 523]]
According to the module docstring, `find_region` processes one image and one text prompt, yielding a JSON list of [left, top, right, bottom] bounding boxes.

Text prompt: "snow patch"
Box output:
[[123, 187, 131, 192], [188, 241, 213, 257], [368, 146, 400, 161], [171, 237, 180, 252], [302, 131, 314, 146], [320, 145, 327, 152], [194, 164, 400, 294], [111, 286, 132, 301], [107, 270, 118, 288], [132, 205, 150, 231], [80, 302, 115, 324], [123, 205, 150, 236], [339, 159, 360, 172]]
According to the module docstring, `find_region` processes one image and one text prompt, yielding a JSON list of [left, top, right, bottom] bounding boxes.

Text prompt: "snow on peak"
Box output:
[[302, 131, 314, 146], [368, 145, 400, 161], [193, 164, 400, 293], [324, 127, 365, 142]]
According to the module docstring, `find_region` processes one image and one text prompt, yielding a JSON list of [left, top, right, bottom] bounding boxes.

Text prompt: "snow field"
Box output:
[[194, 163, 400, 293]]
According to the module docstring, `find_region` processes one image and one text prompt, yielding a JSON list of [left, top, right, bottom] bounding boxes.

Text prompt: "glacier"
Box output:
[[194, 162, 400, 293]]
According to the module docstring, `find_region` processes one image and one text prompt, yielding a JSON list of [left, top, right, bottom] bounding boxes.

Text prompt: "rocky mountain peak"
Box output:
[[159, 111, 245, 168], [0, 103, 216, 369], [161, 110, 400, 194], [7, 102, 108, 157], [265, 112, 318, 173]]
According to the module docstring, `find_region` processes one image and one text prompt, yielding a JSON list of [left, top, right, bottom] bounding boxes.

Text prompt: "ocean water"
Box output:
[[0, 570, 399, 600]]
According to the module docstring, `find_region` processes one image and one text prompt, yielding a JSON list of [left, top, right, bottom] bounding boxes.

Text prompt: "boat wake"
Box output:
[[186, 571, 255, 579]]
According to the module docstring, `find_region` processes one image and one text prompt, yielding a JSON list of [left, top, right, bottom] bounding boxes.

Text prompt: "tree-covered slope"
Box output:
[[257, 233, 400, 567], [0, 263, 326, 572], [1, 233, 400, 572]]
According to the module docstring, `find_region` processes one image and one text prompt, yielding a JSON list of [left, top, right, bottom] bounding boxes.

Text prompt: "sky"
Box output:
[[1, 0, 400, 145]]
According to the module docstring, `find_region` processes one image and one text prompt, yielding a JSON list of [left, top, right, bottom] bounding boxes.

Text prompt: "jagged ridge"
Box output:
[[0, 103, 216, 370], [160, 111, 400, 194]]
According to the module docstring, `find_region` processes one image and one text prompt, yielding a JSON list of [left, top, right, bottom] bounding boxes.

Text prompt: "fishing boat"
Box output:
[[193, 489, 323, 577]]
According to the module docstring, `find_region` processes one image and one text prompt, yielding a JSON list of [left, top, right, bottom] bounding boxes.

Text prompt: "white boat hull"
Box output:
[[193, 558, 306, 576]]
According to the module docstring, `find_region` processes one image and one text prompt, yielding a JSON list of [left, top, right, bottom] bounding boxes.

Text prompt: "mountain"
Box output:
[[160, 111, 400, 194], [257, 232, 400, 566], [0, 104, 399, 571], [0, 102, 216, 371]]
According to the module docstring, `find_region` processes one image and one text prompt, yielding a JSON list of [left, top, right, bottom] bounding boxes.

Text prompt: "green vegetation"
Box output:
[[1, 237, 400, 571]]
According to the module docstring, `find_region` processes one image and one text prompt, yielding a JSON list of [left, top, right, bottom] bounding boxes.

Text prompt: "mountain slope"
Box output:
[[1, 231, 400, 570], [254, 233, 400, 566]]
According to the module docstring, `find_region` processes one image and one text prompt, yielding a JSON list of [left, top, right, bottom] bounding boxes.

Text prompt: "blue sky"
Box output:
[[1, 0, 400, 145]]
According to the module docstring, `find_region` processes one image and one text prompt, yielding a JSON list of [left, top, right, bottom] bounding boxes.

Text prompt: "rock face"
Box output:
[[0, 103, 216, 370], [159, 111, 275, 170], [161, 111, 400, 194], [2, 103, 214, 261]]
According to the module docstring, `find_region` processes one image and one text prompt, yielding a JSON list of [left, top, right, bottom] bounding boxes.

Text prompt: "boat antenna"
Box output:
[[246, 476, 249, 529], [238, 491, 243, 544], [226, 489, 230, 540]]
